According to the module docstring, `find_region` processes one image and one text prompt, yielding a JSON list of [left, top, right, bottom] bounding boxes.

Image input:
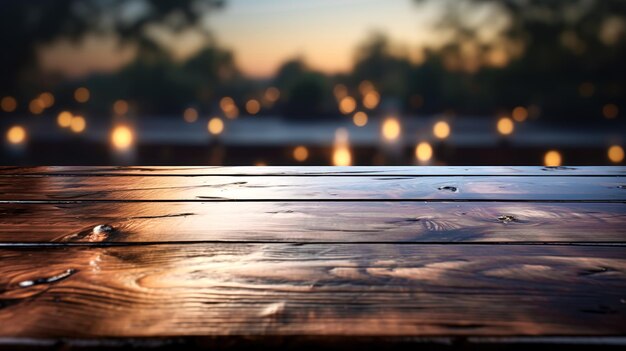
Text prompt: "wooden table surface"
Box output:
[[0, 166, 625, 349]]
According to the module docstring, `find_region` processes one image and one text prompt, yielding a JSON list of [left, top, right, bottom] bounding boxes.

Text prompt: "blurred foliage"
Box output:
[[1, 0, 625, 121]]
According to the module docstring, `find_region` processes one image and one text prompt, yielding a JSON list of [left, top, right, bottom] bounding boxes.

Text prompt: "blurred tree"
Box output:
[[273, 59, 330, 118], [0, 0, 224, 95]]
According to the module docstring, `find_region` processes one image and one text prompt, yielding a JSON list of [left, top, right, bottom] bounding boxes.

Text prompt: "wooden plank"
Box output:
[[0, 202, 624, 244], [0, 176, 624, 201], [0, 244, 625, 337], [0, 166, 624, 176]]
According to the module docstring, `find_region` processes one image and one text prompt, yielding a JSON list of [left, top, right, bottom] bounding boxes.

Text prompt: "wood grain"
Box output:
[[0, 202, 624, 243], [0, 176, 624, 201], [1, 166, 625, 176], [1, 244, 625, 338]]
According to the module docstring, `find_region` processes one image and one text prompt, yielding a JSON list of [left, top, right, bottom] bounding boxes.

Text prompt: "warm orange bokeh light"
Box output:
[[113, 100, 129, 116], [544, 150, 562, 167], [70, 116, 86, 133], [1, 96, 17, 112], [111, 125, 134, 150], [497, 117, 514, 136], [608, 145, 624, 163], [415, 142, 433, 162], [183, 107, 198, 123], [29, 99, 45, 115], [245, 99, 261, 115], [512, 106, 528, 122], [339, 96, 357, 114], [39, 92, 55, 108], [293, 145, 309, 162], [358, 80, 374, 96], [74, 87, 90, 103], [433, 121, 451, 139], [333, 84, 348, 100], [6, 125, 26, 144], [353, 111, 368, 127], [57, 111, 73, 128], [603, 104, 619, 119], [381, 117, 401, 141], [208, 117, 224, 135], [264, 87, 280, 103], [332, 147, 352, 166], [363, 91, 380, 109]]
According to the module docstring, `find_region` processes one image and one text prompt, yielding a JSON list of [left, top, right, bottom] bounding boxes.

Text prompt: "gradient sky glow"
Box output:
[[39, 0, 455, 79]]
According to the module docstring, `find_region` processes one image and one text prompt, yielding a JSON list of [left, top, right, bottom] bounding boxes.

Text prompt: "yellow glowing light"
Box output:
[[544, 150, 562, 167], [208, 117, 224, 135], [113, 100, 129, 116], [332, 147, 352, 166], [333, 84, 348, 100], [512, 106, 528, 122], [6, 125, 26, 144], [111, 125, 134, 150], [608, 145, 624, 163], [293, 146, 309, 162], [1, 96, 17, 112], [39, 92, 54, 108], [363, 91, 380, 109], [339, 96, 357, 114], [579, 82, 594, 98], [183, 107, 198, 123], [70, 116, 86, 133], [29, 99, 45, 115], [57, 111, 73, 127], [433, 121, 451, 139], [264, 87, 280, 103], [381, 117, 401, 141], [246, 99, 261, 115], [415, 142, 433, 162], [358, 80, 374, 95], [497, 117, 514, 136], [603, 104, 619, 119], [74, 87, 90, 103], [353, 111, 368, 127]]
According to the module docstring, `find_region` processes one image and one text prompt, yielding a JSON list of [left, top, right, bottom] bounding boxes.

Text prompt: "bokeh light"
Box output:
[[602, 104, 618, 119], [512, 106, 528, 122], [39, 92, 54, 108], [74, 87, 90, 103], [183, 107, 198, 123], [1, 96, 17, 112], [353, 111, 368, 127], [333, 84, 348, 100], [111, 125, 134, 150], [332, 147, 352, 166], [433, 121, 450, 139], [544, 150, 562, 166], [70, 115, 86, 133], [264, 87, 280, 103], [293, 145, 309, 162], [608, 145, 624, 163], [57, 111, 73, 128], [208, 117, 224, 135], [29, 99, 45, 115], [497, 117, 514, 136], [339, 96, 356, 114], [363, 91, 380, 109], [358, 80, 374, 96], [245, 99, 261, 115], [415, 142, 433, 162], [6, 125, 26, 144], [113, 100, 129, 116], [381, 117, 401, 141]]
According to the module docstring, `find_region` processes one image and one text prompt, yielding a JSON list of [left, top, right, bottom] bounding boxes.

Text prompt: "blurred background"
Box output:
[[1, 0, 625, 166]]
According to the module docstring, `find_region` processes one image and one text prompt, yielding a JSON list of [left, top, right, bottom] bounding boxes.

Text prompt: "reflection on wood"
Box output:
[[0, 176, 624, 201], [1, 166, 625, 176], [0, 202, 624, 243], [1, 244, 625, 337]]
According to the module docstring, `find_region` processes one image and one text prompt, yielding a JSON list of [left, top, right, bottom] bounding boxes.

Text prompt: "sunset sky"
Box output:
[[38, 0, 507, 79]]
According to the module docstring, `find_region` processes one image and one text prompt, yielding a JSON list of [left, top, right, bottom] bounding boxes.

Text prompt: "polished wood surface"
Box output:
[[0, 166, 625, 348]]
